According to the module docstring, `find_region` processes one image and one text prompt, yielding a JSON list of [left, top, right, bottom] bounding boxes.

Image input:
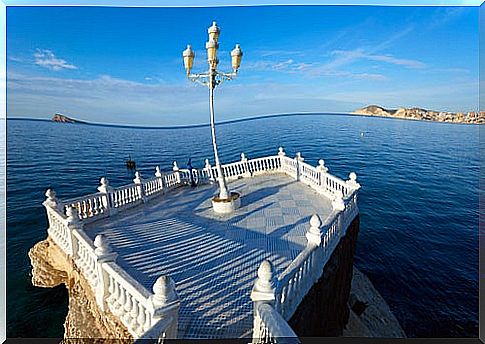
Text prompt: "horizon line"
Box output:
[[7, 112, 357, 129]]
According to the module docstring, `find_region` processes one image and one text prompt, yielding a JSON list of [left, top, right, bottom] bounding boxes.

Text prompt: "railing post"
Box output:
[[155, 166, 165, 193], [294, 152, 304, 181], [251, 260, 277, 343], [133, 171, 148, 203], [277, 147, 286, 173], [146, 275, 180, 340], [97, 177, 115, 216], [204, 159, 214, 183], [93, 234, 118, 312], [316, 159, 328, 187], [241, 152, 251, 177], [305, 214, 323, 247], [346, 172, 360, 191], [44, 188, 58, 209], [173, 161, 182, 185], [65, 205, 82, 257]]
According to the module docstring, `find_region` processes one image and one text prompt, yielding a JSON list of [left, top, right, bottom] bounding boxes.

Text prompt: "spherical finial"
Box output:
[[319, 159, 325, 167], [257, 260, 274, 282], [152, 275, 176, 305], [310, 214, 322, 228], [156, 166, 161, 173], [349, 172, 357, 182], [173, 161, 179, 170], [94, 234, 111, 255], [45, 188, 56, 200], [94, 234, 105, 248], [278, 147, 285, 156], [100, 177, 109, 186], [135, 171, 141, 178], [205, 159, 210, 166]]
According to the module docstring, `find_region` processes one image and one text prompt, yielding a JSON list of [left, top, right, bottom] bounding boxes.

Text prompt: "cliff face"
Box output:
[[28, 237, 132, 341], [288, 216, 405, 338]]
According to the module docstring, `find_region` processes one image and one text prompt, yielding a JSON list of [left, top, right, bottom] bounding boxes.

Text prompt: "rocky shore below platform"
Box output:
[[345, 267, 406, 338]]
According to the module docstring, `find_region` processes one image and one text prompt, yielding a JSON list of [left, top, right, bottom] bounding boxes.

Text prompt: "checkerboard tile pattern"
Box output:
[[84, 173, 333, 339]]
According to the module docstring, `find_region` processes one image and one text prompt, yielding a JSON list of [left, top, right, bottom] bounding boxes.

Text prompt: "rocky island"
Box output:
[[353, 105, 484, 124], [52, 113, 84, 124]]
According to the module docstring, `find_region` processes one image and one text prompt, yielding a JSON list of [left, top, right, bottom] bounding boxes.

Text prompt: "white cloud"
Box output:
[[331, 50, 426, 69], [33, 49, 77, 71]]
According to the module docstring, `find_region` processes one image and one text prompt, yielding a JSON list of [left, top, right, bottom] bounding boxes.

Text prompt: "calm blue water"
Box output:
[[6, 114, 479, 338]]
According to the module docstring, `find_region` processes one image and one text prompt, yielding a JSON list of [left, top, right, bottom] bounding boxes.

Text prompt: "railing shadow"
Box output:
[[82, 174, 332, 339]]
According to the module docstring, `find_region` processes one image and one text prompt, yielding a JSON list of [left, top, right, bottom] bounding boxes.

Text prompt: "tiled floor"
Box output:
[[84, 173, 333, 339]]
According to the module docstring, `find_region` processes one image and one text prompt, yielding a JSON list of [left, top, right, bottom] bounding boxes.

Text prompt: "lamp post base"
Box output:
[[212, 191, 241, 214]]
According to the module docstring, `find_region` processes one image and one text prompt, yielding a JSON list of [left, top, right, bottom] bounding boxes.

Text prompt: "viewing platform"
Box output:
[[34, 147, 361, 343]]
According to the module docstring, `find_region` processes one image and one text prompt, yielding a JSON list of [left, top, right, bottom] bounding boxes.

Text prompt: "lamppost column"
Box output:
[[209, 69, 230, 200]]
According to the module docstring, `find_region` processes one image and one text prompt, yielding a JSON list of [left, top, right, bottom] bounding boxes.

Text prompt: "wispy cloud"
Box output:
[[6, 72, 362, 124], [331, 49, 426, 69], [33, 49, 77, 71], [8, 56, 24, 63]]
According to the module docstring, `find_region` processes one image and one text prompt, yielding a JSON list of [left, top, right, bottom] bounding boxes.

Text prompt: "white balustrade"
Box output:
[[164, 171, 179, 189], [251, 186, 360, 342], [41, 147, 360, 342], [44, 204, 71, 254], [104, 264, 180, 339], [143, 176, 163, 198], [64, 192, 108, 222], [253, 303, 300, 344], [72, 229, 99, 289]]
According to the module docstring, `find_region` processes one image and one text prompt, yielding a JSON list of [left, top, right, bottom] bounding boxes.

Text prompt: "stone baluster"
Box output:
[[294, 152, 304, 181], [145, 275, 180, 339], [316, 159, 329, 187], [93, 234, 118, 312], [97, 177, 115, 216], [172, 161, 182, 185], [346, 172, 361, 191], [66, 205, 82, 257], [204, 159, 214, 182], [133, 171, 147, 203], [251, 260, 278, 344], [155, 166, 165, 193], [241, 152, 251, 177]]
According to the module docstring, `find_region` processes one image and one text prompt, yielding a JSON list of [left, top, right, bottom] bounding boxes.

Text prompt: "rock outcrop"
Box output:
[[28, 237, 132, 342], [52, 114, 83, 123]]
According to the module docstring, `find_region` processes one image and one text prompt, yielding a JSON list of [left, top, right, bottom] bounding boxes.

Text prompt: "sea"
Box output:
[[5, 114, 480, 338]]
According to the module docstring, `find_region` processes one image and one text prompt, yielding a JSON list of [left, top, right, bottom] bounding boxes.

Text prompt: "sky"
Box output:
[[6, 5, 480, 125]]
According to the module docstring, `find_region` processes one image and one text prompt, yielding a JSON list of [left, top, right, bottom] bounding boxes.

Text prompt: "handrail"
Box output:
[[253, 303, 300, 344]]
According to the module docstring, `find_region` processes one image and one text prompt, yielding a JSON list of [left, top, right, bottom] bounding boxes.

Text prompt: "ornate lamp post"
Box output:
[[183, 21, 243, 213]]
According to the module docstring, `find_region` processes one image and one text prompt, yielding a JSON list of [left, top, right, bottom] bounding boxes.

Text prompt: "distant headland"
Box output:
[[51, 113, 85, 124], [352, 105, 484, 124]]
